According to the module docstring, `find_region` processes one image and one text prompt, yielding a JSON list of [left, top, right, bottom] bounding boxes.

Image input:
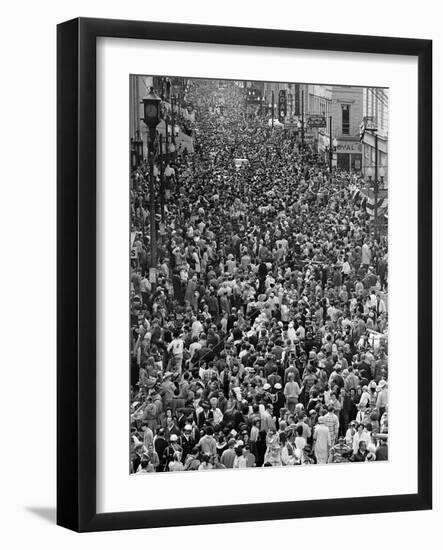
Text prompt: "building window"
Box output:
[[341, 104, 350, 134]]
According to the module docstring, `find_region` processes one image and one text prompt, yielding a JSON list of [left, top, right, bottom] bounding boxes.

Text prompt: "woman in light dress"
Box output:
[[313, 416, 331, 464]]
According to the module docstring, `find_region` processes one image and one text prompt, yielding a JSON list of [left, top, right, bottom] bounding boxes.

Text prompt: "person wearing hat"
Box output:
[[196, 400, 211, 428], [271, 382, 285, 418], [163, 433, 183, 471], [179, 424, 196, 462]]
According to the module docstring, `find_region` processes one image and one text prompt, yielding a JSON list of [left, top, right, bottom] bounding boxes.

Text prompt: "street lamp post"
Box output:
[[134, 129, 143, 166], [329, 115, 333, 183], [141, 87, 161, 288], [328, 116, 337, 185], [130, 138, 137, 172], [301, 90, 305, 150], [361, 116, 380, 240], [166, 115, 170, 163]]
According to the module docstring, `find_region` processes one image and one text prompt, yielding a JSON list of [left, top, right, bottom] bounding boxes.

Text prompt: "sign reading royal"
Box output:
[[307, 115, 326, 128], [336, 141, 362, 153]]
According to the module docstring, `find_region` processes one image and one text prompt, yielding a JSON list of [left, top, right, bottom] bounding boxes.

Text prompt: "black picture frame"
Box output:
[[57, 17, 432, 532]]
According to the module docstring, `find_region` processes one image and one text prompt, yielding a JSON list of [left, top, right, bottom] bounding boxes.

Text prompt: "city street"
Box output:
[[129, 78, 389, 473]]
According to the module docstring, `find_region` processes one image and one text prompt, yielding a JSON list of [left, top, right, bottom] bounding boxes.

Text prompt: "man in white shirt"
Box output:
[[375, 294, 387, 316], [167, 330, 184, 372], [191, 316, 203, 338]]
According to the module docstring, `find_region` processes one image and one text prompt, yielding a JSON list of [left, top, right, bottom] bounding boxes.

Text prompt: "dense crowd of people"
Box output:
[[129, 80, 389, 474]]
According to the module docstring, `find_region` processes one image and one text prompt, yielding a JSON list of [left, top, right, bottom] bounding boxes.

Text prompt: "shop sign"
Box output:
[[307, 115, 326, 128], [336, 141, 362, 153]]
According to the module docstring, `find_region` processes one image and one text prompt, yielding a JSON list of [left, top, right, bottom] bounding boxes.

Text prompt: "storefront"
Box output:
[[361, 131, 388, 185], [335, 140, 362, 172]]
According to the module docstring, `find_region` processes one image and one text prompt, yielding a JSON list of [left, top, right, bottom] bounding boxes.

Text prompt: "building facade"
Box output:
[[129, 75, 154, 159], [361, 87, 389, 186], [240, 81, 386, 182], [330, 85, 364, 172], [302, 84, 332, 149]]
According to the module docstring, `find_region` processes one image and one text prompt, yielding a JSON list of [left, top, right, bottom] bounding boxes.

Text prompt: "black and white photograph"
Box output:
[[0, 0, 437, 541], [129, 76, 389, 474]]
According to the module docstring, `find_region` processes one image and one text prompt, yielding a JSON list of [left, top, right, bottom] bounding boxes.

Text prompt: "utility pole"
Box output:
[[159, 134, 165, 222], [374, 132, 379, 240], [301, 89, 305, 150], [141, 87, 162, 292], [361, 118, 380, 241], [148, 130, 157, 290], [165, 116, 169, 165]]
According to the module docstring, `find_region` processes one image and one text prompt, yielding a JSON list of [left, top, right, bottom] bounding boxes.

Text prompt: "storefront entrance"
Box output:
[[337, 152, 362, 172], [337, 153, 350, 171]]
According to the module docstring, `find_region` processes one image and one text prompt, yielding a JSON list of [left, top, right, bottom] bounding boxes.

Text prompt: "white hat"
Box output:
[[274, 383, 282, 390], [170, 434, 178, 442], [263, 383, 271, 391], [378, 379, 387, 388]]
